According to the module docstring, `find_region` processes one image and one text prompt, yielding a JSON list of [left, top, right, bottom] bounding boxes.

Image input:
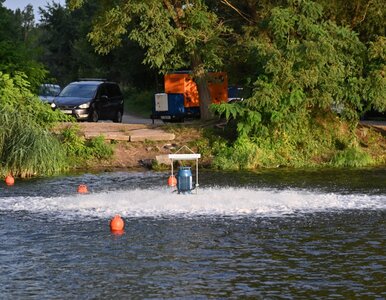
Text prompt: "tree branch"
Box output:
[[220, 0, 254, 24]]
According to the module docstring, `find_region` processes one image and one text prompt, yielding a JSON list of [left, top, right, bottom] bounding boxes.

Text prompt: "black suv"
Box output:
[[52, 79, 124, 122]]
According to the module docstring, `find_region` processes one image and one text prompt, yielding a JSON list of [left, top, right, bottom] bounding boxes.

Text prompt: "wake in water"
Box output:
[[0, 187, 385, 219]]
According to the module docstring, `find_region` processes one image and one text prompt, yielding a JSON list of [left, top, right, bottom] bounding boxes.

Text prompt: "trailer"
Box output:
[[151, 72, 228, 122]]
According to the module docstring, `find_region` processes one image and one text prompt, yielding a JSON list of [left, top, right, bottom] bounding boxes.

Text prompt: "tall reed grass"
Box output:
[[0, 108, 68, 177]]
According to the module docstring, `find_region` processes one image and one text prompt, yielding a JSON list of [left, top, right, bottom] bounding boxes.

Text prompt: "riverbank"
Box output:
[[59, 122, 205, 170], [64, 120, 386, 171]]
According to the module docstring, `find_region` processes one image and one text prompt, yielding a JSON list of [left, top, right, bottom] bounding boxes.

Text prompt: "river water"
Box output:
[[0, 168, 385, 298]]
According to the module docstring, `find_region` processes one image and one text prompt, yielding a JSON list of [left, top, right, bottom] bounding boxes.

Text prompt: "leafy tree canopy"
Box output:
[[69, 0, 230, 119], [0, 1, 47, 91], [211, 0, 385, 168], [38, 1, 156, 89]]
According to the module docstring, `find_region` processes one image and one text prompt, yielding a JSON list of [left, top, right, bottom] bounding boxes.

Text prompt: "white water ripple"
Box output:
[[0, 187, 385, 219]]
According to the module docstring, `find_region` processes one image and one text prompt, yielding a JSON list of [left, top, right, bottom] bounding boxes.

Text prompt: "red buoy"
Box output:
[[167, 175, 177, 187], [110, 215, 125, 232], [77, 184, 88, 194], [5, 175, 14, 186]]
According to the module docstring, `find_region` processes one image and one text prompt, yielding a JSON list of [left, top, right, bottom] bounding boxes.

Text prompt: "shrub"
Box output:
[[0, 72, 69, 128], [330, 147, 374, 167], [58, 125, 114, 166], [0, 72, 70, 177]]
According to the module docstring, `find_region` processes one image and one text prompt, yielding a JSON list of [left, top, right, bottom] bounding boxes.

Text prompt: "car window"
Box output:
[[98, 84, 108, 97], [39, 85, 60, 96], [59, 84, 98, 98], [106, 83, 122, 97]]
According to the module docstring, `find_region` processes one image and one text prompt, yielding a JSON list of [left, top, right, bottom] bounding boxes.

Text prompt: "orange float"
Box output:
[[5, 175, 15, 186], [110, 215, 125, 232], [167, 175, 177, 187], [77, 184, 88, 194]]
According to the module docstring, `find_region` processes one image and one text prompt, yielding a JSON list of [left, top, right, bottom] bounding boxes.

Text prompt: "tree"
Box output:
[[212, 0, 382, 168], [69, 0, 229, 120], [318, 0, 385, 41], [38, 1, 156, 89], [0, 1, 47, 91], [15, 4, 35, 42]]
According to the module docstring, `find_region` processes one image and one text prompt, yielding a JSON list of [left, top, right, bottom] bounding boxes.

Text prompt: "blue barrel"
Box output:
[[177, 167, 193, 193]]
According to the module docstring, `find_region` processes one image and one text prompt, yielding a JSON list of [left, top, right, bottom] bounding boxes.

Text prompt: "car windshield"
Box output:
[[39, 85, 60, 96], [59, 84, 98, 98]]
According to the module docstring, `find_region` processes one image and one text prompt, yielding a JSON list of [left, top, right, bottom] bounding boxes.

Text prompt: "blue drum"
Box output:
[[177, 167, 193, 194]]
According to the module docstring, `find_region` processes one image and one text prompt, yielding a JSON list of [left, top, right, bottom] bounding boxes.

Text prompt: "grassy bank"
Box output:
[[162, 120, 386, 170]]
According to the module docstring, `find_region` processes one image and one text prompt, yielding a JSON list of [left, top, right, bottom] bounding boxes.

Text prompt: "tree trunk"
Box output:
[[191, 53, 212, 120]]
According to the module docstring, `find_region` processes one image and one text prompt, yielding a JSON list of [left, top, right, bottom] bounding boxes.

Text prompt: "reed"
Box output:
[[0, 108, 68, 177]]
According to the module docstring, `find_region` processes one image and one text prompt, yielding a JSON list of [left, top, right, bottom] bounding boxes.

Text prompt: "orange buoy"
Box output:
[[167, 175, 177, 187], [5, 175, 15, 186], [110, 215, 125, 232], [77, 184, 88, 194]]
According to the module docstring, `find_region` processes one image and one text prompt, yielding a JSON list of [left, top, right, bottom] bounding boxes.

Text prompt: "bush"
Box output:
[[0, 72, 69, 128], [58, 125, 114, 166], [212, 137, 261, 170], [87, 135, 114, 159], [0, 72, 70, 177], [330, 147, 374, 167], [210, 0, 384, 170]]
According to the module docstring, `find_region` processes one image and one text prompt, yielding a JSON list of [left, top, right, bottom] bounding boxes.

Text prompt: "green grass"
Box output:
[[204, 114, 380, 170], [330, 147, 374, 167], [0, 108, 68, 177]]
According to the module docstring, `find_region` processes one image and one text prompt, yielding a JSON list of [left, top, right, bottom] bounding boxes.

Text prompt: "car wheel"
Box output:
[[89, 108, 99, 122], [113, 110, 122, 123]]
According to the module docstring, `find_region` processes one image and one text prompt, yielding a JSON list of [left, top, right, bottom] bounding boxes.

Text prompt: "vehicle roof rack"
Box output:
[[78, 78, 108, 81]]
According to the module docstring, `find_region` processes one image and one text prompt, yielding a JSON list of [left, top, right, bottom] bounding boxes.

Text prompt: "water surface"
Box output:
[[0, 168, 385, 298]]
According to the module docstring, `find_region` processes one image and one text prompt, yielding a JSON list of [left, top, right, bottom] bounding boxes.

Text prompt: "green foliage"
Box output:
[[0, 72, 71, 177], [87, 135, 114, 159], [211, 137, 261, 170], [0, 107, 68, 177], [84, 0, 228, 72], [210, 0, 382, 169], [364, 36, 386, 112], [59, 125, 114, 166], [330, 147, 374, 168], [123, 87, 154, 117], [0, 2, 48, 91], [38, 1, 156, 89], [0, 72, 70, 127], [318, 0, 385, 41]]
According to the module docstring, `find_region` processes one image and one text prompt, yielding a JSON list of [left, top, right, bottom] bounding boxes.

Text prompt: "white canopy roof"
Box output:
[[168, 154, 201, 160]]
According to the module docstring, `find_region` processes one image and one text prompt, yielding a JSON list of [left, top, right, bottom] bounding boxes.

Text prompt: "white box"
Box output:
[[155, 93, 168, 112]]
